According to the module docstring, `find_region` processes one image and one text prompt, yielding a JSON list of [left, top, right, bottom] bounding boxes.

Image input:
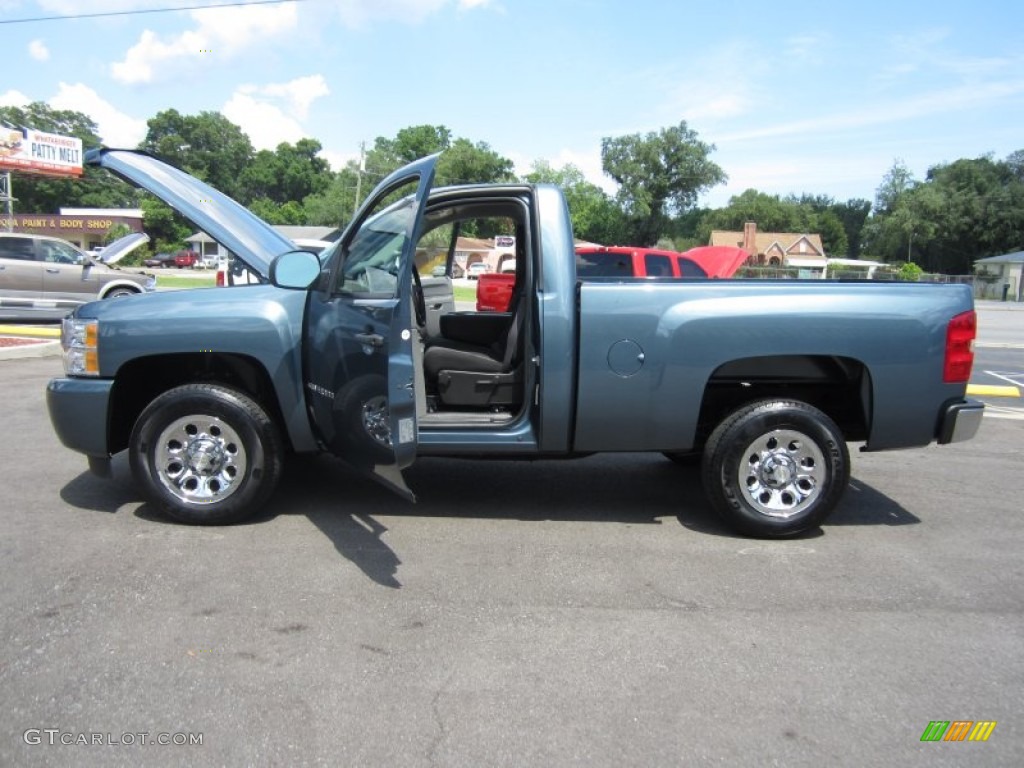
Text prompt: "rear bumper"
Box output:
[[937, 398, 985, 444], [46, 377, 114, 458]]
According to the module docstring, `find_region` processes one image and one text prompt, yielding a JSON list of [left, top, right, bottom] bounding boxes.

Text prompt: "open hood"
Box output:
[[679, 245, 750, 279], [95, 231, 150, 265], [85, 148, 295, 280]]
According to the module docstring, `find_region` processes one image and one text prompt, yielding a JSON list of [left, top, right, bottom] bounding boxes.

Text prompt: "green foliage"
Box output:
[[525, 160, 627, 244], [436, 138, 515, 186], [238, 139, 332, 206], [139, 195, 191, 250], [601, 120, 726, 245], [140, 109, 254, 200], [302, 167, 360, 228], [897, 262, 924, 282], [103, 222, 133, 244], [864, 152, 1024, 273], [699, 189, 851, 256]]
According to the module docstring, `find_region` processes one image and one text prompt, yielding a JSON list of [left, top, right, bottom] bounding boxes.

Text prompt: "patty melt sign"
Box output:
[[0, 127, 83, 178]]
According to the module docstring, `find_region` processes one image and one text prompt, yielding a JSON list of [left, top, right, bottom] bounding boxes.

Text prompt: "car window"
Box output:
[[0, 237, 37, 261], [337, 184, 419, 296], [576, 251, 632, 278], [41, 241, 85, 265], [676, 256, 708, 278], [644, 253, 672, 277]]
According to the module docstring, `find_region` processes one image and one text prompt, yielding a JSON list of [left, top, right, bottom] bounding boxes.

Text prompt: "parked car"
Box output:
[[466, 262, 490, 279], [0, 232, 155, 321], [143, 253, 176, 268], [173, 250, 199, 268], [47, 149, 982, 539]]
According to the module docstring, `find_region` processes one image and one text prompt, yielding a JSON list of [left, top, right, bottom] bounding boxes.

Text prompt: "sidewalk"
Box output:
[[976, 299, 1024, 311], [0, 325, 61, 360]]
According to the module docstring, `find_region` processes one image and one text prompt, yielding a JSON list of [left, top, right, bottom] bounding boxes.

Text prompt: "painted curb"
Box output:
[[966, 384, 1021, 398]]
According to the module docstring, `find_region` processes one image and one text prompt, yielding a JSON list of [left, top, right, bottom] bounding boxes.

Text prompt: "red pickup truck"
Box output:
[[476, 245, 749, 311]]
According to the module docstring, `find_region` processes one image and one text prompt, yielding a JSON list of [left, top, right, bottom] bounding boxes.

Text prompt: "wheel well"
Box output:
[[100, 284, 141, 298], [108, 353, 290, 455], [695, 355, 871, 448]]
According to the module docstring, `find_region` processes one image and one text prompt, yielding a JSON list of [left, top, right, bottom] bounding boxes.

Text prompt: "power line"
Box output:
[[0, 0, 309, 25]]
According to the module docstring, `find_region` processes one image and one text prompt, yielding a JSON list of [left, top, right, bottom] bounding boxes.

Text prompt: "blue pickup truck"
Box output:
[[47, 150, 983, 537]]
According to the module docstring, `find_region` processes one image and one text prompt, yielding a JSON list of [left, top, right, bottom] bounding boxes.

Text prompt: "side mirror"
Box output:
[[269, 250, 321, 289]]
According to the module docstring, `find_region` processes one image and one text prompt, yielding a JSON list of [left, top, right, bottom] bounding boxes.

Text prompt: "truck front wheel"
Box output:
[[701, 400, 849, 538], [129, 384, 283, 525]]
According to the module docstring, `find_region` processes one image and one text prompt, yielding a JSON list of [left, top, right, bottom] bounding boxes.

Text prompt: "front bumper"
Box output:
[[937, 398, 985, 444], [46, 377, 115, 458]]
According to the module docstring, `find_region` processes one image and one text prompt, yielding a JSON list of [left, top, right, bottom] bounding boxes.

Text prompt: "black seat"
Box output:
[[423, 301, 524, 407]]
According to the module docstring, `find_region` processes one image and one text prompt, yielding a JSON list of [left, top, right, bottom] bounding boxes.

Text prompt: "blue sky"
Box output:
[[2, 0, 1023, 208]]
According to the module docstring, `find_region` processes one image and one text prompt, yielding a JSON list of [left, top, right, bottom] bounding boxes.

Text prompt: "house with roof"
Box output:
[[185, 225, 340, 261], [710, 222, 827, 276], [974, 251, 1024, 301]]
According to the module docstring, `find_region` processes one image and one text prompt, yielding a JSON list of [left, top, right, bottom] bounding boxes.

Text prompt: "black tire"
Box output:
[[701, 399, 850, 538], [129, 384, 283, 525], [104, 287, 137, 299]]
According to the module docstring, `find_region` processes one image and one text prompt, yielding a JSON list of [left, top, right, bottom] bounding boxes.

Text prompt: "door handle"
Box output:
[[46, 268, 60, 273], [355, 332, 385, 348]]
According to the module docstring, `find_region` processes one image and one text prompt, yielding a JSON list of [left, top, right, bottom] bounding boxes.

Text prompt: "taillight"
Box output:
[[943, 310, 976, 383], [216, 270, 224, 287]]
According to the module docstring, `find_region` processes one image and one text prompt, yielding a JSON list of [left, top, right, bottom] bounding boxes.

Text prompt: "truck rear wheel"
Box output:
[[129, 384, 282, 525], [701, 399, 849, 538]]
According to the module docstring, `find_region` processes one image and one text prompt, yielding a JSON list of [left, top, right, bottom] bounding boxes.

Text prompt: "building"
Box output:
[[711, 222, 827, 276], [1, 208, 144, 251], [974, 251, 1024, 302], [185, 225, 341, 260]]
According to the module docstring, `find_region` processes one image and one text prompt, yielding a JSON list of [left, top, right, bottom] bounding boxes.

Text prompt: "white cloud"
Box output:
[[0, 90, 31, 108], [29, 40, 50, 61], [111, 3, 298, 84], [241, 75, 330, 120], [222, 76, 330, 150], [48, 83, 147, 147]]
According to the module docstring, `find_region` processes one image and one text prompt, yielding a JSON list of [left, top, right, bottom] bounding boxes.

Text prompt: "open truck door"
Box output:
[[303, 155, 438, 498]]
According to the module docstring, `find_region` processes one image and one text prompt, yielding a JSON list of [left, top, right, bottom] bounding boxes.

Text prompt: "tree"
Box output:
[[436, 138, 515, 186], [830, 198, 872, 258], [524, 160, 626, 243], [238, 138, 332, 206], [303, 165, 362, 228], [863, 152, 1024, 272], [139, 195, 192, 253], [0, 102, 138, 213], [601, 121, 726, 245], [140, 110, 253, 200]]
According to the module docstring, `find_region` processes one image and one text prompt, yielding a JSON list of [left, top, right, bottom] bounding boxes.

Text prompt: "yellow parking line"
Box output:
[[967, 384, 1021, 398], [0, 325, 61, 338]]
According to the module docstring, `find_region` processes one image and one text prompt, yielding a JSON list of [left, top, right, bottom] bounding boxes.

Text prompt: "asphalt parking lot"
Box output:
[[1, 306, 1022, 767]]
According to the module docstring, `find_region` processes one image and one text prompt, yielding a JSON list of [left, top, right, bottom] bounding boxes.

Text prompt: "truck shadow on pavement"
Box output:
[[58, 451, 919, 588]]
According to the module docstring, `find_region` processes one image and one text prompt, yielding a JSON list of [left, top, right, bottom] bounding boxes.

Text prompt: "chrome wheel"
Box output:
[[154, 414, 247, 505], [361, 395, 391, 448], [737, 428, 825, 519]]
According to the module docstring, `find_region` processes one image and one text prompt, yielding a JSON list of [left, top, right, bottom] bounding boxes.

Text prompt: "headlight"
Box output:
[[61, 317, 99, 376]]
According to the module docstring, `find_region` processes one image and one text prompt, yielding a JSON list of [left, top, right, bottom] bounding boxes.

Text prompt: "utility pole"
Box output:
[[353, 141, 365, 217]]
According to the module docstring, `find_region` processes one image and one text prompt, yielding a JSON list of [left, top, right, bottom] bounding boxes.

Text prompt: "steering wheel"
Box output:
[[411, 268, 427, 329]]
